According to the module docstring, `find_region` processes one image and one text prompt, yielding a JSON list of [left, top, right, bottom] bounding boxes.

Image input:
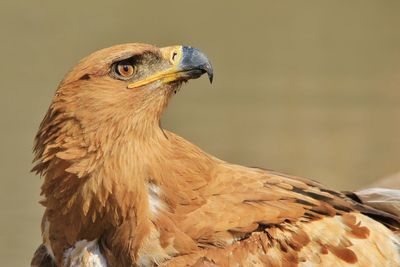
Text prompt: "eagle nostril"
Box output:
[[171, 52, 178, 62]]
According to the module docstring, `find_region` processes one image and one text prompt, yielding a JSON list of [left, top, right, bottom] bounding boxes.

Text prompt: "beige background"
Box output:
[[1, 1, 400, 266]]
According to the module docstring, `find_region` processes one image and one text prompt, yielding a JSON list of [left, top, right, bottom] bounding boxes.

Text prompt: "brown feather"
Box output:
[[32, 43, 400, 266]]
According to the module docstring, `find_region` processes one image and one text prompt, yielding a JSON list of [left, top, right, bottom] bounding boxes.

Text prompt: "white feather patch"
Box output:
[[356, 188, 400, 217], [63, 239, 107, 267], [148, 183, 164, 217]]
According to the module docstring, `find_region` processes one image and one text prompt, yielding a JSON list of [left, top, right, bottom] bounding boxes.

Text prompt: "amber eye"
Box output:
[[115, 63, 136, 79]]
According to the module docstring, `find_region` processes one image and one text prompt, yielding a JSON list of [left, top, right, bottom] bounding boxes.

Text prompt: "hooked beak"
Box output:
[[127, 46, 213, 89]]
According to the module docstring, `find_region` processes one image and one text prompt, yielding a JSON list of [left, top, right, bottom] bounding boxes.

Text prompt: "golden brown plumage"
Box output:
[[31, 43, 400, 267]]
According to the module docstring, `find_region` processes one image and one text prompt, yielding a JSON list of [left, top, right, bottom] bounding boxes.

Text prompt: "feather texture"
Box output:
[[31, 43, 400, 267]]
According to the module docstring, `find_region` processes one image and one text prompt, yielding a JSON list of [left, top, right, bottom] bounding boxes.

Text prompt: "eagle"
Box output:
[[31, 43, 400, 267]]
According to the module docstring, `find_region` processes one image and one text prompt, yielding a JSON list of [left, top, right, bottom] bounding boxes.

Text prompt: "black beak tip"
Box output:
[[205, 65, 214, 84]]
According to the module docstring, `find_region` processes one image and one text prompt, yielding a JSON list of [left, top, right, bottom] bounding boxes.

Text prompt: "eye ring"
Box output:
[[114, 62, 136, 79]]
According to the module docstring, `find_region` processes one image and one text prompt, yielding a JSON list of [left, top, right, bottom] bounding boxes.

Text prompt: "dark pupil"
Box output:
[[123, 65, 130, 72]]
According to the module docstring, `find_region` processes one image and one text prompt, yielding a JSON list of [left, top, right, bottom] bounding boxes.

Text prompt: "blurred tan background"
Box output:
[[1, 0, 400, 265]]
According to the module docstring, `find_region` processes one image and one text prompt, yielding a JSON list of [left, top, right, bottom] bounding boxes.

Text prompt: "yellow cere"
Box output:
[[127, 46, 183, 89]]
